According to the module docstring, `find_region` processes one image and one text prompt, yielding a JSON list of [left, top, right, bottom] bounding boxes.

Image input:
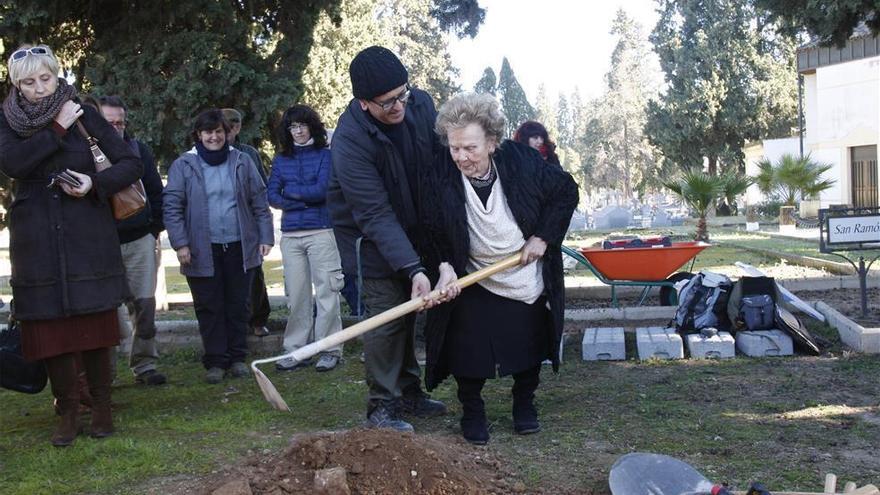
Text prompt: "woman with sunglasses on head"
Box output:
[[163, 109, 274, 385], [268, 105, 344, 373], [0, 44, 142, 446]]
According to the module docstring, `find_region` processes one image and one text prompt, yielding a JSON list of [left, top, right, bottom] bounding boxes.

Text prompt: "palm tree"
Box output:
[[754, 154, 835, 206], [718, 171, 755, 215], [662, 169, 724, 241]]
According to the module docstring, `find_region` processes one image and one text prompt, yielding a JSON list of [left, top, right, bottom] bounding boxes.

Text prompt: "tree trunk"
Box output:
[[696, 216, 709, 241], [623, 121, 631, 200], [707, 156, 717, 176]]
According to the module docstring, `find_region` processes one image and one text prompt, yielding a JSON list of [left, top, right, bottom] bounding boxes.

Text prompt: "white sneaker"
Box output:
[[315, 354, 339, 372], [275, 356, 309, 371]]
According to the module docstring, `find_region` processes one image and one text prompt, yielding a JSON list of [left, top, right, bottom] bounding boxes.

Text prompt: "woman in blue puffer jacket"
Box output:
[[267, 105, 344, 372]]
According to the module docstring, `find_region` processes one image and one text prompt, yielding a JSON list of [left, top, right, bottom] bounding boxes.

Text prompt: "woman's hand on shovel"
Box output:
[[435, 262, 460, 303]]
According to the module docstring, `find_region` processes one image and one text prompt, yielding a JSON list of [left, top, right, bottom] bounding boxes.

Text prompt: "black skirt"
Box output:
[[443, 283, 550, 379]]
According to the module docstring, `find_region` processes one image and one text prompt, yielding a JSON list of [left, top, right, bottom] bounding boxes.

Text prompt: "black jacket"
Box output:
[[0, 105, 142, 320], [327, 88, 441, 279], [116, 138, 164, 244], [420, 140, 579, 390]]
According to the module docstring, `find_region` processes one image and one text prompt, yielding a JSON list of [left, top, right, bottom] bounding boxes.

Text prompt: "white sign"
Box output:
[[827, 215, 880, 244]]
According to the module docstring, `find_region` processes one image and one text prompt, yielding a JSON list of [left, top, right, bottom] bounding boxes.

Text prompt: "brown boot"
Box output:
[[81, 347, 114, 438], [44, 353, 81, 447], [53, 354, 93, 416]]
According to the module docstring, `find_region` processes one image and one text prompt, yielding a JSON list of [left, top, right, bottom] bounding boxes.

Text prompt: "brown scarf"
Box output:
[[2, 78, 77, 138]]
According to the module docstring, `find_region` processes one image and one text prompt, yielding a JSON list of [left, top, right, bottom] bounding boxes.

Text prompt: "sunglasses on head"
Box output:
[[11, 47, 49, 62]]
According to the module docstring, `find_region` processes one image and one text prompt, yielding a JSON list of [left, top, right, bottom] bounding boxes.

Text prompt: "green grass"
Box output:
[[163, 260, 285, 295], [2, 338, 879, 494], [710, 230, 880, 267]]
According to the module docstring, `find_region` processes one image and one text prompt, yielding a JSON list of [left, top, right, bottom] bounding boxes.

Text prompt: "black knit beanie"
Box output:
[[349, 46, 409, 100]]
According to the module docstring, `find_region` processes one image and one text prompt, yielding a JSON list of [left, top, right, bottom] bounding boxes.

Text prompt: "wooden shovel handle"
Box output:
[[288, 253, 523, 363]]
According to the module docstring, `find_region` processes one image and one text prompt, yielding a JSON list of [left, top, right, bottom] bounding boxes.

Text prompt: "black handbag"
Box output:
[[0, 311, 48, 394]]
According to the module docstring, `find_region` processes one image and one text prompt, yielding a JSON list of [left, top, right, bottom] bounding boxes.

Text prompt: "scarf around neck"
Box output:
[[196, 141, 230, 166], [2, 78, 77, 137]]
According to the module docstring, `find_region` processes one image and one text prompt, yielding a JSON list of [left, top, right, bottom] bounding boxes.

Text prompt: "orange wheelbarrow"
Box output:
[[562, 241, 710, 307]]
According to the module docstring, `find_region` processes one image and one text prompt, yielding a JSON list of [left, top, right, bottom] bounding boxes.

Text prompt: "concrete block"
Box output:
[[815, 301, 880, 353], [622, 306, 676, 321], [636, 326, 683, 360], [582, 327, 626, 361], [735, 330, 793, 357], [686, 332, 735, 359]]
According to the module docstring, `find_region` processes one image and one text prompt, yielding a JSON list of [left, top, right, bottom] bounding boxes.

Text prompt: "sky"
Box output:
[[447, 0, 661, 103]]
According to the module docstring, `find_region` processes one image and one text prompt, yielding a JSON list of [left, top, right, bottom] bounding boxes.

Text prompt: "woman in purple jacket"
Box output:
[[268, 105, 344, 372]]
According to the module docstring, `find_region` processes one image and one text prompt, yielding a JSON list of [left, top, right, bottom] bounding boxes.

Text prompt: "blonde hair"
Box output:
[[434, 92, 507, 146], [7, 44, 59, 88]]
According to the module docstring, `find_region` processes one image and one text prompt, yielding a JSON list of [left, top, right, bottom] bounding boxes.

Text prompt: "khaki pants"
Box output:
[[116, 233, 160, 376], [361, 277, 422, 407], [280, 231, 344, 356]]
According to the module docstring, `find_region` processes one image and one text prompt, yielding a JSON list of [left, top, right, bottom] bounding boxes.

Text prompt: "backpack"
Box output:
[[727, 276, 783, 333], [673, 271, 733, 334]]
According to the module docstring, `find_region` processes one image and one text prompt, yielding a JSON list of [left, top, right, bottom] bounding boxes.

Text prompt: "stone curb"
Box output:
[[565, 305, 676, 321], [813, 301, 880, 354]]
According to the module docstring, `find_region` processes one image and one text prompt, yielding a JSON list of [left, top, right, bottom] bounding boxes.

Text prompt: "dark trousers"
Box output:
[[249, 265, 271, 327], [187, 242, 255, 370], [361, 277, 422, 408], [341, 271, 362, 317]]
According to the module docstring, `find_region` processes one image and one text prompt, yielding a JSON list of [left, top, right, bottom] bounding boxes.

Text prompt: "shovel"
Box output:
[[251, 253, 522, 411], [609, 452, 878, 495]]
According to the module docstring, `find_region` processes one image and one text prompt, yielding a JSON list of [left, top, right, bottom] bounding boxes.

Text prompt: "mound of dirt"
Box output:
[[208, 429, 521, 495]]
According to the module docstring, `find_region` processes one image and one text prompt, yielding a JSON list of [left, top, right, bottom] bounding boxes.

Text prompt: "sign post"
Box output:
[[819, 207, 880, 318]]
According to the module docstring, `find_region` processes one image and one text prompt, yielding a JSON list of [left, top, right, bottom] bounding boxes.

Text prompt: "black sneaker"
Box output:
[[364, 403, 414, 432], [135, 370, 167, 386], [399, 390, 448, 418]]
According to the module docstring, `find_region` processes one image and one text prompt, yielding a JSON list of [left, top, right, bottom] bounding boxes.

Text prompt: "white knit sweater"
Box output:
[[462, 170, 544, 304]]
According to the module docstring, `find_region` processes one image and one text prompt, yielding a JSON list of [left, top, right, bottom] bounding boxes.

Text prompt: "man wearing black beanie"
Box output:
[[327, 45, 447, 432]]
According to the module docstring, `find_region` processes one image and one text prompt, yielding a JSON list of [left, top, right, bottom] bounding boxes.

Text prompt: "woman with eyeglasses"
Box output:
[[0, 44, 142, 446], [267, 105, 344, 372], [163, 109, 273, 384], [420, 93, 578, 445]]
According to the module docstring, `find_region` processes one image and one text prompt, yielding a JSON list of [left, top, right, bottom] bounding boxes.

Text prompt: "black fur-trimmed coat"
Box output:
[[420, 140, 579, 390]]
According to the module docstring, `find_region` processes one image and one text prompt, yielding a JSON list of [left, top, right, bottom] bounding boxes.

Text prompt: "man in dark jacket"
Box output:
[[327, 46, 446, 432], [99, 95, 167, 386]]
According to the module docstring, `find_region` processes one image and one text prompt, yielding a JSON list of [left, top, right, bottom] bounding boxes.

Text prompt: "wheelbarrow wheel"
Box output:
[[659, 271, 694, 306]]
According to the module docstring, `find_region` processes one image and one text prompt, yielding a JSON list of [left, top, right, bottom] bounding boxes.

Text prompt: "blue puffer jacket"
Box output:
[[267, 145, 333, 232]]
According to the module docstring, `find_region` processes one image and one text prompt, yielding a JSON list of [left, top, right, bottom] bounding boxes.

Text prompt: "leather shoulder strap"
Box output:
[[75, 120, 98, 145]]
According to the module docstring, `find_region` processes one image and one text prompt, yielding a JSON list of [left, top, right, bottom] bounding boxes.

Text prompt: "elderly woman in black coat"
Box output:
[[421, 92, 578, 445], [0, 44, 141, 446]]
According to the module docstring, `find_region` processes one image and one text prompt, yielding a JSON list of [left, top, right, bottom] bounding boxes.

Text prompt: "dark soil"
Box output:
[[797, 287, 880, 327], [203, 429, 520, 495]]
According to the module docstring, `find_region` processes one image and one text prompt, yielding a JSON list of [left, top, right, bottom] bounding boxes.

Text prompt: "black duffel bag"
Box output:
[[1, 310, 48, 394]]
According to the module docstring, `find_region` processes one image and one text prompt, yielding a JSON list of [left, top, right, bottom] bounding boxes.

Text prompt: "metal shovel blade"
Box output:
[[252, 364, 290, 412], [609, 453, 715, 495]]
